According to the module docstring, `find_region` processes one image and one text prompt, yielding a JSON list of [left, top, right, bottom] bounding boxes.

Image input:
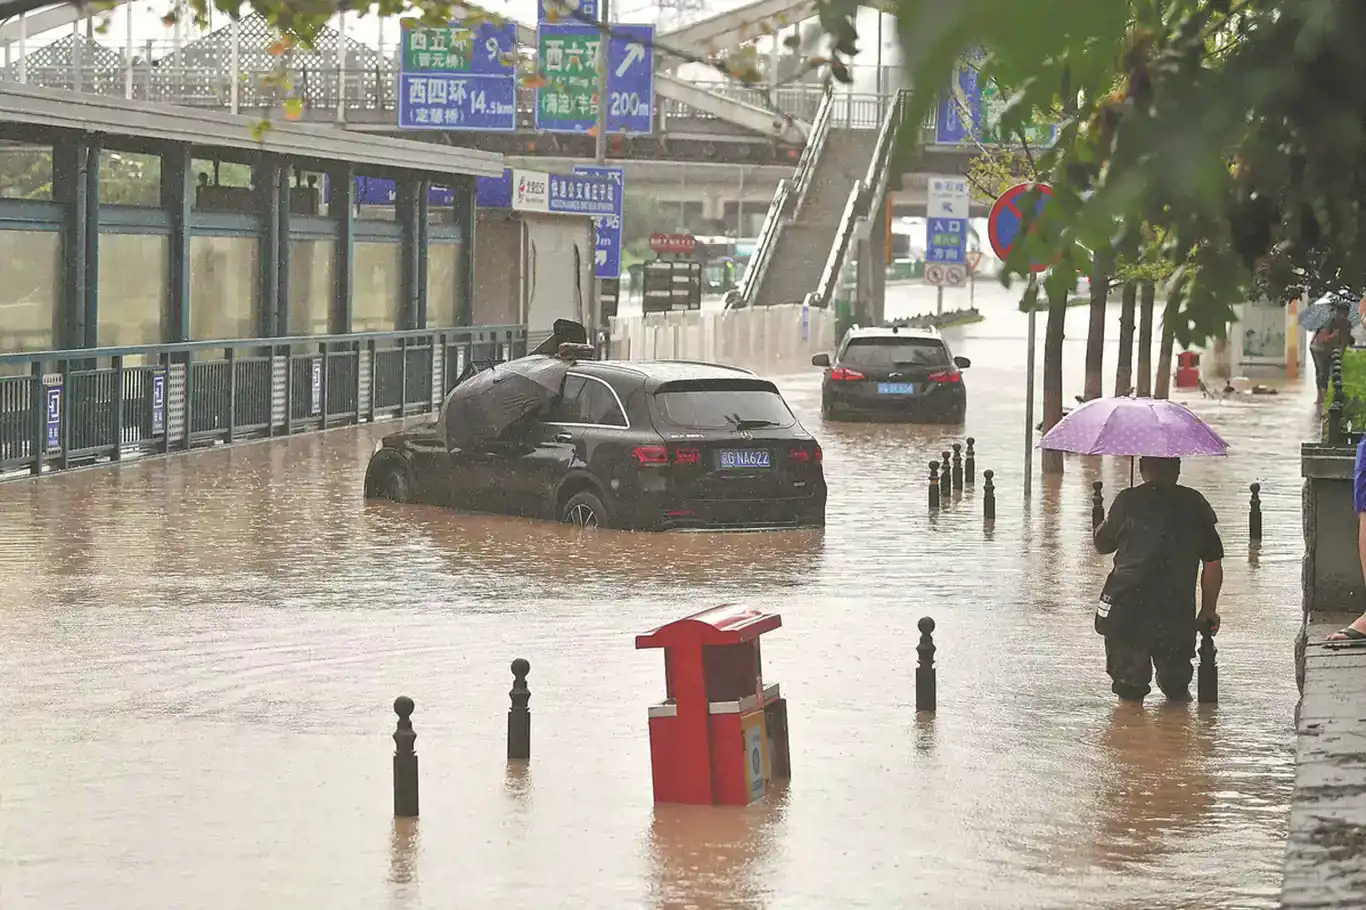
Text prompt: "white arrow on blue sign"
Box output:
[[572, 164, 624, 279], [534, 23, 654, 135]]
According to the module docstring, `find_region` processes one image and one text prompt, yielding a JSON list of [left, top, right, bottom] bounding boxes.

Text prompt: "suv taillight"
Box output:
[[632, 445, 670, 465], [633, 445, 701, 466], [928, 370, 962, 383], [831, 367, 866, 381], [788, 444, 823, 464]]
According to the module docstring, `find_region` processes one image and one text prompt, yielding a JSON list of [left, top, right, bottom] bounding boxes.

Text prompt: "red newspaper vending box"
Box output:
[[635, 604, 791, 806]]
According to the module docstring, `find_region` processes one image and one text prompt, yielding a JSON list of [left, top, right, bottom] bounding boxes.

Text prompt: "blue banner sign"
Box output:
[[397, 21, 518, 132], [44, 379, 61, 453], [311, 358, 323, 416], [475, 169, 514, 208], [572, 164, 624, 279], [354, 177, 457, 208], [150, 372, 166, 435]]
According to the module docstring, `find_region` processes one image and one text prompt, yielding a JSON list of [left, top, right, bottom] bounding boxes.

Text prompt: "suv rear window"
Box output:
[[652, 379, 797, 430], [841, 336, 951, 369]]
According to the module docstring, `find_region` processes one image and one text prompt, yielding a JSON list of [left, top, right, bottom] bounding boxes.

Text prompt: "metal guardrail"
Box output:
[[731, 84, 836, 310], [805, 89, 907, 312], [0, 325, 526, 479], [4, 62, 921, 134]]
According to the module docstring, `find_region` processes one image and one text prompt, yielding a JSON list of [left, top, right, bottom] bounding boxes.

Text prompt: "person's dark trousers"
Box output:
[[1313, 347, 1331, 391], [1104, 620, 1197, 701]]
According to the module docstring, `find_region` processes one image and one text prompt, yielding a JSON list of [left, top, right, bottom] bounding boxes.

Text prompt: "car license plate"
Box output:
[[718, 449, 770, 469], [878, 382, 916, 395]]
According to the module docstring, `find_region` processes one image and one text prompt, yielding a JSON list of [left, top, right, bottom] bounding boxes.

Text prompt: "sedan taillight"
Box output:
[[928, 370, 962, 383], [830, 367, 866, 381]]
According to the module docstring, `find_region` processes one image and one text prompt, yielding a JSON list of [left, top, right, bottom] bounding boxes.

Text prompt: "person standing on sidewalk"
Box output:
[[1311, 303, 1353, 407], [1327, 433, 1366, 641], [1092, 456, 1225, 701]]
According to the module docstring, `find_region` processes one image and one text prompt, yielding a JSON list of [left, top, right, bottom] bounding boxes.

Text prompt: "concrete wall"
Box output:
[[1297, 444, 1365, 693], [608, 303, 836, 376], [473, 210, 520, 327]]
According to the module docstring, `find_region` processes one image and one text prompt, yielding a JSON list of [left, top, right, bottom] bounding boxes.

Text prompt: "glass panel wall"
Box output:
[[97, 233, 169, 346], [427, 241, 462, 328], [287, 239, 334, 336], [189, 235, 261, 340], [0, 229, 61, 352], [100, 150, 161, 207], [351, 241, 402, 332], [0, 142, 53, 200]]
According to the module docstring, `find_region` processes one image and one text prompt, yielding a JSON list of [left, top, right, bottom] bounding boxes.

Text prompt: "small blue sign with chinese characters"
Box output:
[[572, 164, 624, 279], [151, 372, 166, 435], [44, 381, 61, 452], [397, 21, 517, 132], [547, 172, 617, 216], [537, 0, 598, 24], [926, 217, 968, 264]]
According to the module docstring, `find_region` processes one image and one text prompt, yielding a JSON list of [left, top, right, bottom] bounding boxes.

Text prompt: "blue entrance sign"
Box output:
[[397, 21, 517, 132], [572, 164, 624, 279], [44, 380, 61, 452], [150, 372, 166, 435], [534, 23, 654, 135], [987, 181, 1055, 272]]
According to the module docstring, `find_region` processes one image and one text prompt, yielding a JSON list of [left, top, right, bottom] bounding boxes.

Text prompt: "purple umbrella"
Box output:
[[1040, 396, 1229, 458]]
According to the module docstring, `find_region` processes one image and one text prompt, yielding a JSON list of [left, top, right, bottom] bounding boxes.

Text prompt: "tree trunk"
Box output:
[[1155, 301, 1177, 399], [1042, 281, 1068, 474], [1136, 281, 1155, 396], [1083, 254, 1112, 400], [1114, 281, 1137, 396]]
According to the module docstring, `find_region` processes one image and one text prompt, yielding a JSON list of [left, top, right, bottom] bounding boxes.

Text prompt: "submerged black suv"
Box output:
[[814, 325, 970, 423], [364, 357, 827, 531]]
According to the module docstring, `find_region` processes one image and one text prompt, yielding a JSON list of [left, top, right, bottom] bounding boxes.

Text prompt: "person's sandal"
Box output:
[[1325, 626, 1366, 648]]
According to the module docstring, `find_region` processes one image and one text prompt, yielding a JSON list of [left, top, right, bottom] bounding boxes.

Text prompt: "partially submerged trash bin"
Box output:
[[635, 604, 791, 806]]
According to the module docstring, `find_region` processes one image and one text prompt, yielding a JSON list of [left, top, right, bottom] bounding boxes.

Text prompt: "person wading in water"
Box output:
[[1092, 456, 1224, 702]]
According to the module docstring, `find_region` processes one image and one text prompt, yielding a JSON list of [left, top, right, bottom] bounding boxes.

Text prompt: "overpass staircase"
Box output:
[[735, 85, 903, 311]]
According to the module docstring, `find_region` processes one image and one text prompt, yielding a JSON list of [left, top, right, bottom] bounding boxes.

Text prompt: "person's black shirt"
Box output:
[[1094, 482, 1224, 619]]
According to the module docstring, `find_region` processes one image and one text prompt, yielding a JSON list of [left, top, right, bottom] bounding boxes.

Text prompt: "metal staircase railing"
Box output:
[[804, 89, 906, 313], [728, 82, 837, 309]]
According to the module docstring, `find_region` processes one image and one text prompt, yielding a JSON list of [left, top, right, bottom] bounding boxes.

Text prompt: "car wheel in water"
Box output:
[[562, 490, 608, 530], [381, 466, 410, 503], [821, 400, 839, 421]]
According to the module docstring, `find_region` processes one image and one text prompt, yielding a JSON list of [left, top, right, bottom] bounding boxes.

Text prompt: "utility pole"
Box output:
[[590, 0, 610, 345]]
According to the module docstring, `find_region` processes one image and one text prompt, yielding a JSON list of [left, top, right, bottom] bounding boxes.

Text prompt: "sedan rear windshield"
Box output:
[[652, 379, 797, 430], [841, 337, 950, 369]]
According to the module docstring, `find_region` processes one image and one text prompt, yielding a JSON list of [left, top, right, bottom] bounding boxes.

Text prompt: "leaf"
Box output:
[[282, 98, 304, 121], [267, 37, 292, 57], [250, 120, 272, 142], [522, 74, 549, 89]]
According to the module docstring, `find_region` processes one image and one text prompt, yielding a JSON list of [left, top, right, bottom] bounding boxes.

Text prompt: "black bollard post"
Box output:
[[1091, 481, 1105, 530], [508, 658, 531, 760], [951, 444, 964, 491], [964, 437, 976, 485], [1197, 631, 1218, 704], [393, 696, 419, 818], [983, 469, 996, 520], [1328, 350, 1346, 445], [928, 461, 940, 510], [941, 451, 952, 496], [916, 616, 936, 713], [1249, 483, 1263, 542]]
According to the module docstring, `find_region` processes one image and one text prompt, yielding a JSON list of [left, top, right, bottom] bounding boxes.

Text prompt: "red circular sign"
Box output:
[[649, 233, 696, 255], [987, 182, 1055, 272]]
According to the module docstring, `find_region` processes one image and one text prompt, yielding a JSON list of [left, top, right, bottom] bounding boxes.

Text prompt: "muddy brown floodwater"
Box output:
[[0, 283, 1311, 909]]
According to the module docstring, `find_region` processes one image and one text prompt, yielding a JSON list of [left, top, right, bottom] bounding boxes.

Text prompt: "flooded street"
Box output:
[[0, 281, 1310, 910]]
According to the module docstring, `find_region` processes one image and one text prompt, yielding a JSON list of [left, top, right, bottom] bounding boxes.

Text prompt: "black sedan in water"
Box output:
[[364, 352, 827, 531], [814, 324, 970, 423]]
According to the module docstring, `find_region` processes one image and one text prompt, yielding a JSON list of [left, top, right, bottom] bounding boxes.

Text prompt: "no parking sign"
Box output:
[[987, 182, 1056, 272]]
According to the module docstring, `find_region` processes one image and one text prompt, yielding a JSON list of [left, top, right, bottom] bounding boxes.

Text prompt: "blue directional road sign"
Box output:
[[398, 20, 518, 132], [926, 176, 969, 269], [534, 23, 654, 135], [572, 164, 624, 279]]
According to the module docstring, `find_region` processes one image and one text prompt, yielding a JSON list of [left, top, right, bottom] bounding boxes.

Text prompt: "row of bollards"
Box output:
[[1088, 480, 1264, 542], [929, 438, 996, 521], [912, 615, 1218, 714], [391, 659, 535, 818]]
